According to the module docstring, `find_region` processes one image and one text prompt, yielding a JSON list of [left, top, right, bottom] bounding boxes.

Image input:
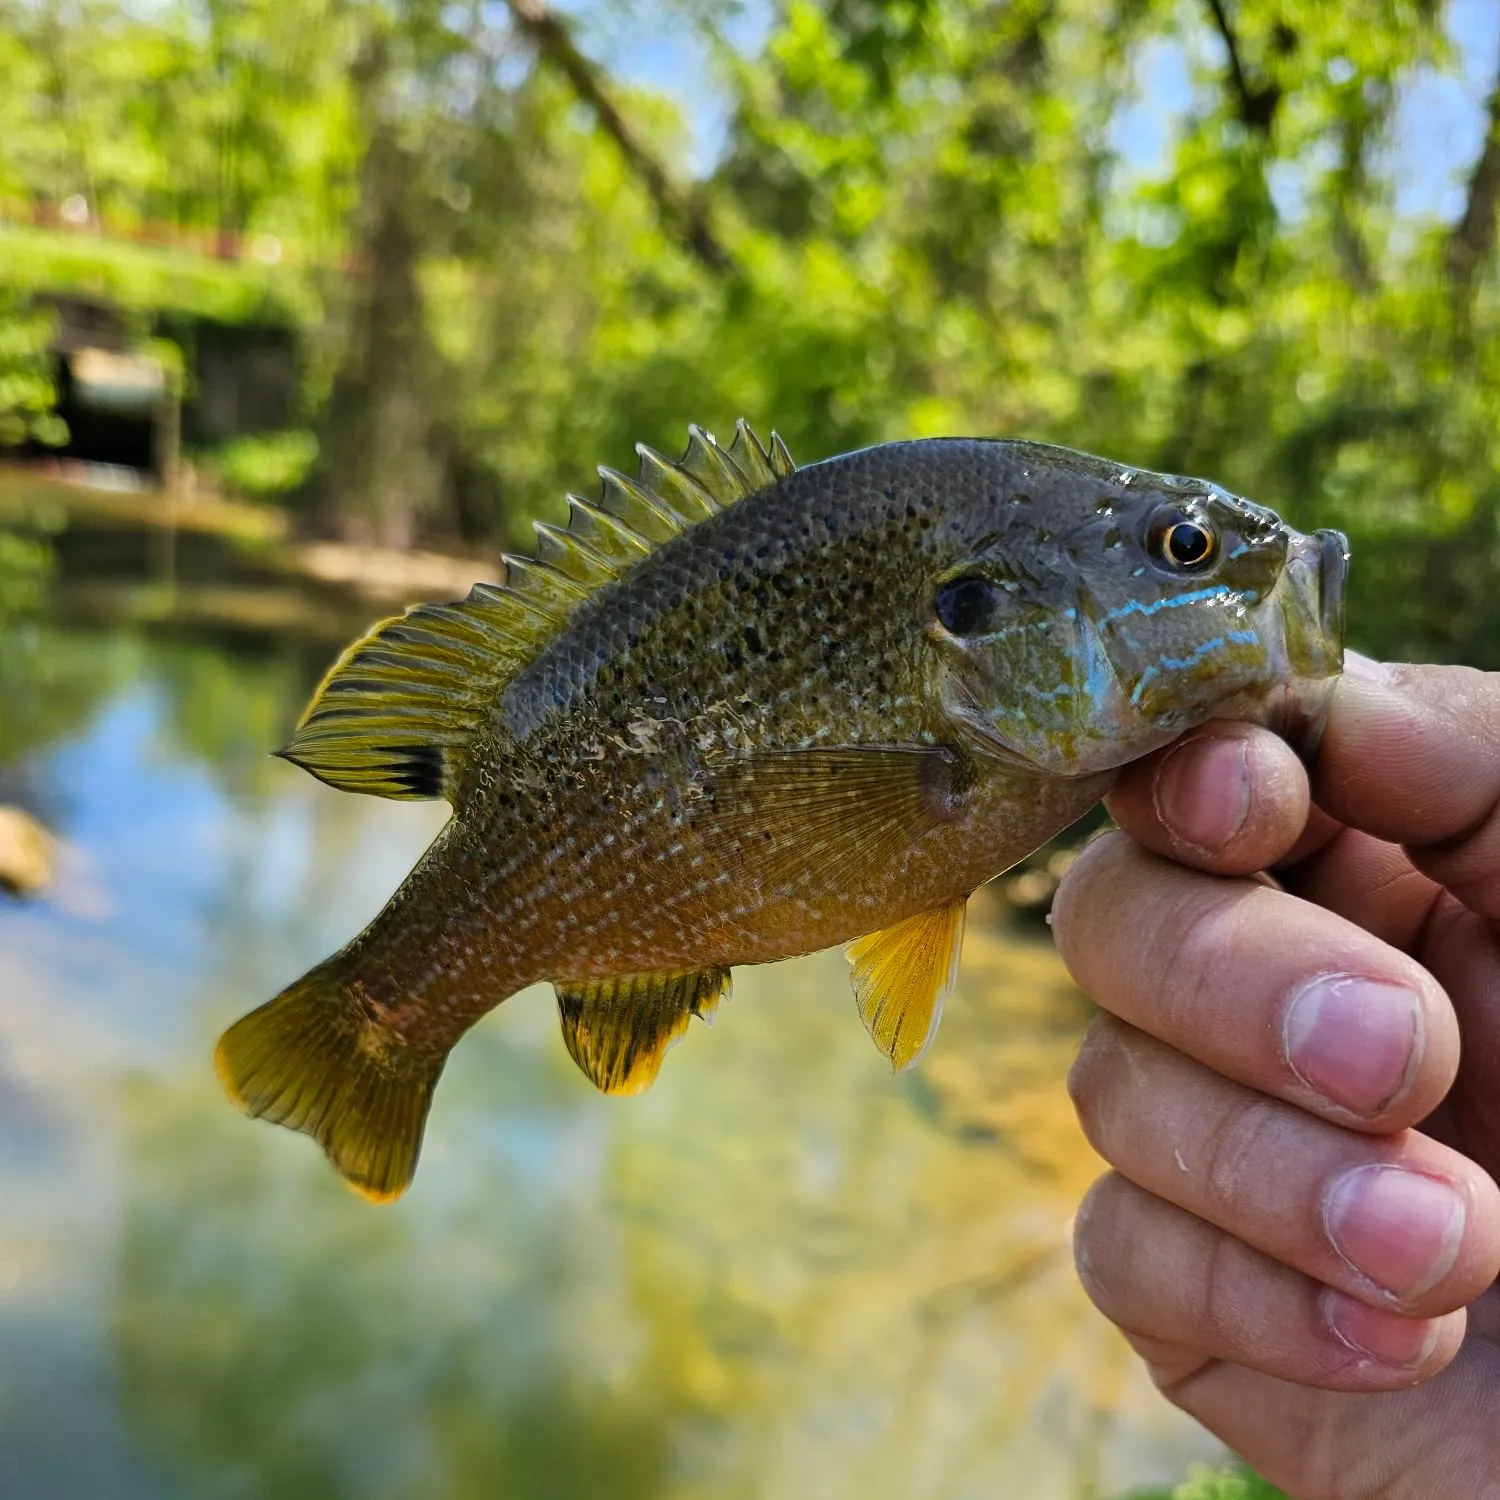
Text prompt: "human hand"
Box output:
[[1053, 659, 1500, 1499]]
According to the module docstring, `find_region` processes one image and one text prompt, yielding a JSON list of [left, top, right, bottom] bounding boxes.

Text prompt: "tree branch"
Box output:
[[1203, 0, 1282, 135], [1447, 64, 1500, 310], [503, 0, 733, 275]]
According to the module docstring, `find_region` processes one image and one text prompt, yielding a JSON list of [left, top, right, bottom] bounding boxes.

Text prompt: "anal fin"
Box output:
[[556, 969, 731, 1095], [845, 898, 968, 1071]]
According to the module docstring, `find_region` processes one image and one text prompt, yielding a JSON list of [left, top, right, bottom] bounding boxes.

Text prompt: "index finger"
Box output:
[[1104, 721, 1320, 878]]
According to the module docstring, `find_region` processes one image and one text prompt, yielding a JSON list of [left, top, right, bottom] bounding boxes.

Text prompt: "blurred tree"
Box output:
[[0, 287, 63, 447], [0, 0, 1497, 650]]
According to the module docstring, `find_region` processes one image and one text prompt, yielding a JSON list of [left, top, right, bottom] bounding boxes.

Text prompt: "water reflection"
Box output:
[[0, 619, 1224, 1499]]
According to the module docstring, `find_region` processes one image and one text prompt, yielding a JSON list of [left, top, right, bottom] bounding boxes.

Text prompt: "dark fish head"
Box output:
[[926, 445, 1347, 776]]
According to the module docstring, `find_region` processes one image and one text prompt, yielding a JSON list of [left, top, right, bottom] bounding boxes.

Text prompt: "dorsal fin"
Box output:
[[278, 421, 795, 803]]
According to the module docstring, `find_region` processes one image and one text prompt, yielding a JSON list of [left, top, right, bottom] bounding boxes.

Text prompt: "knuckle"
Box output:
[[1145, 888, 1257, 1040], [1195, 1092, 1283, 1224], [1191, 1225, 1258, 1355], [1420, 810, 1500, 919]]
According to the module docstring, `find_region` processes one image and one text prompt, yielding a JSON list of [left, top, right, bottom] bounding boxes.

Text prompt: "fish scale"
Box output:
[[215, 421, 1347, 1202]]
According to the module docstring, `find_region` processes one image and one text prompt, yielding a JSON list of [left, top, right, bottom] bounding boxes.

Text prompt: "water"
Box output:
[[0, 519, 1224, 1499]]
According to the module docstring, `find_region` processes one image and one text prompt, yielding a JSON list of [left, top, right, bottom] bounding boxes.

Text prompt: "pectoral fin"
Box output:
[[556, 968, 731, 1095], [703, 745, 970, 894], [845, 897, 968, 1071]]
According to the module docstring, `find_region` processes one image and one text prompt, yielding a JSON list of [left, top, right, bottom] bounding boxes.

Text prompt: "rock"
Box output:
[[0, 806, 56, 898]]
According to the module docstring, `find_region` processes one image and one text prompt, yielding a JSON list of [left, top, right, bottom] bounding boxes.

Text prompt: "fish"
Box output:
[[215, 421, 1348, 1202]]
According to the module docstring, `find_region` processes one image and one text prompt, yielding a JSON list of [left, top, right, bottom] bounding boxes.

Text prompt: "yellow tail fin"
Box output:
[[214, 960, 444, 1203]]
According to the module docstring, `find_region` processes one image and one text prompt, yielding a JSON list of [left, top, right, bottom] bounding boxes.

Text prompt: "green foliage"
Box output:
[[212, 427, 318, 499], [0, 528, 54, 613], [1, 0, 1499, 648], [0, 286, 64, 446], [0, 223, 314, 326], [1125, 1460, 1289, 1499]]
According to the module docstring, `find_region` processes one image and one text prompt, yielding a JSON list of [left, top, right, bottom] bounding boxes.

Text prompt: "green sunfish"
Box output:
[[216, 422, 1348, 1201]]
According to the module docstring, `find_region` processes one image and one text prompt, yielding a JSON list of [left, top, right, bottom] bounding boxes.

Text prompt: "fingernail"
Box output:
[[1324, 1164, 1465, 1302], [1323, 1289, 1442, 1369], [1153, 736, 1250, 851], [1283, 974, 1422, 1117], [1342, 651, 1392, 683]]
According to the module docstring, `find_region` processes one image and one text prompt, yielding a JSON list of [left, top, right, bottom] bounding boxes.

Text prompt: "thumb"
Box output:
[[1313, 659, 1500, 918]]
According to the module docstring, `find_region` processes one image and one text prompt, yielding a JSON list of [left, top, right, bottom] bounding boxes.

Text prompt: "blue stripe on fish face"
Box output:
[[1128, 627, 1260, 708], [1098, 586, 1233, 623]]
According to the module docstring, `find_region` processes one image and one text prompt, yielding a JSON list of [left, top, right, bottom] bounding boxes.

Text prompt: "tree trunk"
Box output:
[[316, 43, 448, 549], [503, 0, 732, 275], [1446, 62, 1500, 316]]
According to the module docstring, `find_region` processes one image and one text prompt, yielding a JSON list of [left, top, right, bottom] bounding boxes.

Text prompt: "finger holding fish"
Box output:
[[1052, 833, 1458, 1133], [1069, 1019, 1500, 1320]]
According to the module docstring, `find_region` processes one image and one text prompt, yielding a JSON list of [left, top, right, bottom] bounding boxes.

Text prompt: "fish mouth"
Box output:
[[1315, 527, 1350, 652], [1259, 526, 1349, 756]]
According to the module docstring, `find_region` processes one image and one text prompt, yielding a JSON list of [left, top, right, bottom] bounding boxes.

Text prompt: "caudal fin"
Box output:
[[214, 960, 444, 1203]]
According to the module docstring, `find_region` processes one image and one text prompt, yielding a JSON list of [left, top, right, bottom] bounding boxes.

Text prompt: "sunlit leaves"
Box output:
[[0, 0, 1497, 654], [0, 289, 64, 448]]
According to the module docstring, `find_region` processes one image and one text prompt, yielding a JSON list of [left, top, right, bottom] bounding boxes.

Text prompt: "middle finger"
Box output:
[[1069, 1020, 1500, 1315], [1051, 832, 1459, 1132]]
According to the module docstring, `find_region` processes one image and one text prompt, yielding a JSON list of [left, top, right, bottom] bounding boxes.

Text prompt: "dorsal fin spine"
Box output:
[[726, 419, 777, 489], [532, 521, 618, 585], [566, 494, 654, 562], [598, 467, 683, 541], [501, 554, 594, 617], [635, 445, 721, 520], [682, 424, 750, 500]]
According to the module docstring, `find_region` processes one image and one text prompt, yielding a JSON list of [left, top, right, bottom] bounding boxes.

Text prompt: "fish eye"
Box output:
[[934, 575, 1002, 637], [1147, 509, 1217, 572]]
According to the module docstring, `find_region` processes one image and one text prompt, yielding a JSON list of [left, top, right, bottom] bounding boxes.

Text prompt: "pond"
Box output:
[[0, 480, 1225, 1500]]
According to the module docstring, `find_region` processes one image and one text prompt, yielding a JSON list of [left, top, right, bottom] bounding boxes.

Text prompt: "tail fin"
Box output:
[[213, 959, 445, 1203]]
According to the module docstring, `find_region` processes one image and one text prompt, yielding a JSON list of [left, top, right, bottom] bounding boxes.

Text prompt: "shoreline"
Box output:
[[0, 462, 500, 606]]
